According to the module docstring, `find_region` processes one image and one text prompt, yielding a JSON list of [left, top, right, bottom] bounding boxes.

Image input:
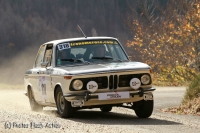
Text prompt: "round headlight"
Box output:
[[72, 80, 83, 90], [141, 74, 151, 85]]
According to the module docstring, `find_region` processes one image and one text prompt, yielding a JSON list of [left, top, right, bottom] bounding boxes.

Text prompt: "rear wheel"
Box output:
[[28, 88, 43, 111], [133, 100, 154, 118], [55, 87, 74, 118], [100, 106, 112, 112]]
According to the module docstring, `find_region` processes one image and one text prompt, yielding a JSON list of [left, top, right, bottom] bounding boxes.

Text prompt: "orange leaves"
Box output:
[[125, 1, 200, 85], [132, 20, 139, 25], [126, 40, 133, 47], [192, 47, 195, 52], [150, 39, 156, 45], [169, 22, 174, 29]]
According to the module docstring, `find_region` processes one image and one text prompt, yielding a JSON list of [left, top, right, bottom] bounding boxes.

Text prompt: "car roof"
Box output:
[[44, 36, 118, 46]]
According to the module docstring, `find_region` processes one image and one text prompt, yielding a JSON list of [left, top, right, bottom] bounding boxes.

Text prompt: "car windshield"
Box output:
[[56, 40, 129, 66]]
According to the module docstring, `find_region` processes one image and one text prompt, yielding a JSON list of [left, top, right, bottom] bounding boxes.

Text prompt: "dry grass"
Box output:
[[161, 74, 200, 116], [161, 97, 200, 116]]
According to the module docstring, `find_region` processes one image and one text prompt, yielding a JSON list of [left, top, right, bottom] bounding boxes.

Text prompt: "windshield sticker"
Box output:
[[58, 43, 71, 50], [70, 40, 118, 46], [39, 76, 47, 103]]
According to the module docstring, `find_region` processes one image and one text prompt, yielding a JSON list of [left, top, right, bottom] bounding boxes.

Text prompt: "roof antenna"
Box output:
[[77, 24, 87, 38]]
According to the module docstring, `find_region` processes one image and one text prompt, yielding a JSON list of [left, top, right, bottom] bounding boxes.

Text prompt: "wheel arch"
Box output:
[[27, 84, 33, 98], [54, 83, 62, 102]]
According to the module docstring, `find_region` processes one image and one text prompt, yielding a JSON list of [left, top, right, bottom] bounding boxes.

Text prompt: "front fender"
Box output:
[[24, 83, 33, 97]]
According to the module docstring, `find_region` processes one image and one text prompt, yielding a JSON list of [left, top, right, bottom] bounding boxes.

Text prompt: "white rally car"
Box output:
[[24, 37, 155, 118]]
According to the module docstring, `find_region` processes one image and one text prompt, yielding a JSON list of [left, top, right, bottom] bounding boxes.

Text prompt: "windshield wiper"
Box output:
[[92, 56, 113, 60], [83, 61, 91, 64], [61, 58, 82, 62], [61, 58, 90, 64], [114, 58, 123, 62]]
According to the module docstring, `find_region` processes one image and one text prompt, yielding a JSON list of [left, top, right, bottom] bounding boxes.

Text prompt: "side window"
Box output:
[[44, 44, 53, 67], [35, 45, 46, 68]]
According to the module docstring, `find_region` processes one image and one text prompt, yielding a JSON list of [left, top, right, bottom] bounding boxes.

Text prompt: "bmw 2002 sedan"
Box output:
[[24, 37, 155, 118]]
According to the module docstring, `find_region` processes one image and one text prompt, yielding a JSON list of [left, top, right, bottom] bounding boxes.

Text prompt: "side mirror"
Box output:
[[41, 62, 48, 68], [128, 56, 132, 61]]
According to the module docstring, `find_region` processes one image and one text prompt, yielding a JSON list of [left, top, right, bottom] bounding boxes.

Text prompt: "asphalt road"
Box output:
[[0, 87, 200, 133]]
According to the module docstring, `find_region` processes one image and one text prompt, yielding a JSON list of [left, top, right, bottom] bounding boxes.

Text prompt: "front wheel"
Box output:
[[133, 100, 154, 118], [55, 87, 74, 118]]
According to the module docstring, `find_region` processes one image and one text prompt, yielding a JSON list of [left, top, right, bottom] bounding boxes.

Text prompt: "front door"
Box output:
[[32, 45, 46, 102], [38, 44, 53, 103]]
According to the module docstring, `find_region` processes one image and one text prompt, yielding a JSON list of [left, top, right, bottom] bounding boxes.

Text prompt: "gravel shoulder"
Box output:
[[0, 87, 200, 133]]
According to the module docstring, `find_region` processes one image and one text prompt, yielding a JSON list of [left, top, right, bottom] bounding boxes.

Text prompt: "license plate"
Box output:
[[71, 100, 84, 107], [98, 91, 130, 100]]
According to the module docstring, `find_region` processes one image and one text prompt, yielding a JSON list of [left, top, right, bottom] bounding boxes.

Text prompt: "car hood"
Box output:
[[56, 61, 151, 75]]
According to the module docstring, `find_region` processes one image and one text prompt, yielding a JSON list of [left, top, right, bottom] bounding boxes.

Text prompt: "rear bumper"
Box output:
[[63, 87, 155, 102]]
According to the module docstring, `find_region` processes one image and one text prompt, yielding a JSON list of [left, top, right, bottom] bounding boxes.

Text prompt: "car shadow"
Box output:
[[42, 108, 182, 126]]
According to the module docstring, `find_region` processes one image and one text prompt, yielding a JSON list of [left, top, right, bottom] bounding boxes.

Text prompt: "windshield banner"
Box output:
[[70, 40, 117, 47]]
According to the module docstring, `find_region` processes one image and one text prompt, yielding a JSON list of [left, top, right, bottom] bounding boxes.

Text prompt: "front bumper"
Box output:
[[24, 91, 28, 96], [63, 87, 155, 102]]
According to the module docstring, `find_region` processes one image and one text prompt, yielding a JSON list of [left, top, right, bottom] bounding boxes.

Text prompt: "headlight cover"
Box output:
[[141, 74, 151, 85], [86, 81, 98, 92], [72, 80, 83, 90], [130, 78, 141, 90]]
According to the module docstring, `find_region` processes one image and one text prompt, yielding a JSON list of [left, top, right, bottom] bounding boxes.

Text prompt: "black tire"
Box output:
[[133, 100, 154, 118], [100, 106, 112, 112], [55, 87, 74, 118], [28, 88, 43, 111]]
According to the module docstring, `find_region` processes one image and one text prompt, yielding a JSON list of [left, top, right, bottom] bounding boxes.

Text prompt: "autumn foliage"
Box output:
[[126, 0, 200, 85]]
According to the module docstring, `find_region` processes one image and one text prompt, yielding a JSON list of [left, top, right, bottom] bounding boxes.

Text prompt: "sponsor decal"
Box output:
[[107, 93, 121, 99], [86, 81, 98, 92], [98, 91, 129, 100], [130, 78, 141, 89], [70, 40, 118, 46], [57, 43, 71, 50]]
